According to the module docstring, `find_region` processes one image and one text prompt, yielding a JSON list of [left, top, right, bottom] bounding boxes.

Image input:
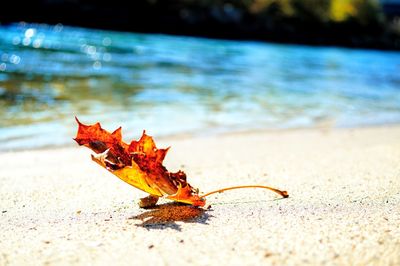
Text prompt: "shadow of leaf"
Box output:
[[129, 202, 211, 230]]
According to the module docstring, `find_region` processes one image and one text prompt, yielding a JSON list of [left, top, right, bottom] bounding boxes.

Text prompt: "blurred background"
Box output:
[[0, 0, 400, 150]]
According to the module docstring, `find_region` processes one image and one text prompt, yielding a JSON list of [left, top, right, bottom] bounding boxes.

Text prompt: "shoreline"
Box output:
[[2, 123, 400, 153], [1, 125, 399, 265]]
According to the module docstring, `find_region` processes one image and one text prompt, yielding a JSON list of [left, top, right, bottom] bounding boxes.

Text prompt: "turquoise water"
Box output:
[[1, 22, 400, 150]]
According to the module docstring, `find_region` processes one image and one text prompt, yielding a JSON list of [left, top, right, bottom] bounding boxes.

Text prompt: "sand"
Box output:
[[0, 126, 399, 265]]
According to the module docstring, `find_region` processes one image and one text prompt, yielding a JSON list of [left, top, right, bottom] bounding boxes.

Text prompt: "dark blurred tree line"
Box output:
[[1, 0, 399, 49]]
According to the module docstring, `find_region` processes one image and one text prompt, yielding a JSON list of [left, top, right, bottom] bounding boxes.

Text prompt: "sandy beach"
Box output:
[[0, 126, 399, 265]]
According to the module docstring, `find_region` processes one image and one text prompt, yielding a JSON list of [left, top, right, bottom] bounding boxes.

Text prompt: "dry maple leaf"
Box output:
[[74, 117, 288, 208]]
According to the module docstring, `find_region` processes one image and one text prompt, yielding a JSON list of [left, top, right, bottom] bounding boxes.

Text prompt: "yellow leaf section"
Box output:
[[167, 185, 205, 207], [112, 162, 164, 197]]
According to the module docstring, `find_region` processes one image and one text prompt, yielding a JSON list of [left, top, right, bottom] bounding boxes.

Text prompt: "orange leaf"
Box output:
[[74, 117, 202, 205]]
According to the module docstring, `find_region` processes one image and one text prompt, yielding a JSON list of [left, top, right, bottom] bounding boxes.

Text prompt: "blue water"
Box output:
[[1, 22, 400, 151]]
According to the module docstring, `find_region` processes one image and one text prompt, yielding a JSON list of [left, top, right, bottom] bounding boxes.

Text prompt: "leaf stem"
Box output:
[[200, 185, 289, 199]]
